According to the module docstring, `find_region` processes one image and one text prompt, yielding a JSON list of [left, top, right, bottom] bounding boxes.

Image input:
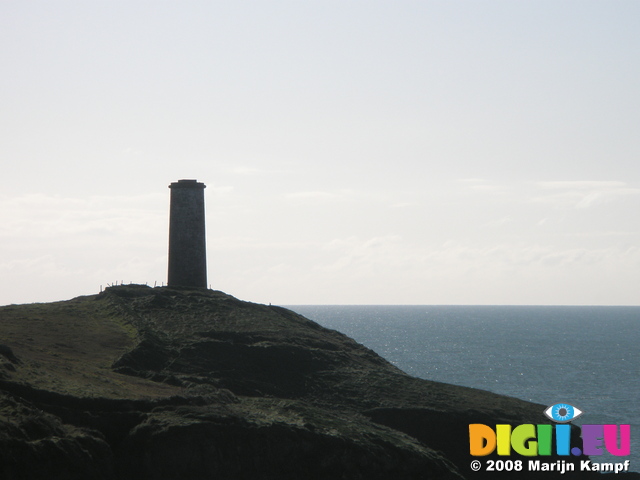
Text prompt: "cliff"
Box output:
[[0, 285, 635, 479]]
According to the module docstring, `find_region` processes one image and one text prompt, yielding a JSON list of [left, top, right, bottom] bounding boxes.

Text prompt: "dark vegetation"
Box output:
[[0, 285, 636, 479]]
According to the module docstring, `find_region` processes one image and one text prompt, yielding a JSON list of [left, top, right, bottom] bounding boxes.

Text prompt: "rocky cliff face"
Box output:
[[0, 285, 635, 479]]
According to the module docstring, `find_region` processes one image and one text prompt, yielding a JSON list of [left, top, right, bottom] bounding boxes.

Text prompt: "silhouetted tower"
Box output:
[[167, 179, 207, 288]]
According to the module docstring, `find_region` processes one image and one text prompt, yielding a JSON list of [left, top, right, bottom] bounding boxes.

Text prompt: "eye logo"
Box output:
[[544, 403, 583, 423], [471, 403, 631, 458]]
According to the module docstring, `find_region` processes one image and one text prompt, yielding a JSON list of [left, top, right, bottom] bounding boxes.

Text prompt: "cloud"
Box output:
[[0, 255, 69, 277], [284, 189, 356, 201], [536, 181, 628, 190], [315, 236, 640, 277], [316, 235, 405, 273], [208, 185, 234, 196], [230, 166, 264, 175], [0, 193, 166, 241], [390, 202, 416, 208], [482, 215, 512, 228], [210, 237, 314, 251], [285, 191, 338, 199], [456, 179, 510, 195], [0, 192, 170, 304], [227, 165, 291, 177], [532, 180, 640, 209], [468, 185, 510, 194], [456, 178, 486, 184]]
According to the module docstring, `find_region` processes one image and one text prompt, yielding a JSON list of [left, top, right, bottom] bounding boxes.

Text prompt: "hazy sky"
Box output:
[[1, 1, 639, 306]]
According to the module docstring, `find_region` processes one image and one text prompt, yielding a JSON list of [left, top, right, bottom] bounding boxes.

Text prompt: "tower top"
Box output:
[[169, 179, 206, 189]]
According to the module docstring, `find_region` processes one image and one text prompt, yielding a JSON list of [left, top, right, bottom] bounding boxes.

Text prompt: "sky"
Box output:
[[1, 1, 639, 306]]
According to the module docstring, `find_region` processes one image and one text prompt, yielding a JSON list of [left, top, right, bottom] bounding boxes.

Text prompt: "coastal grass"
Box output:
[[0, 294, 180, 399]]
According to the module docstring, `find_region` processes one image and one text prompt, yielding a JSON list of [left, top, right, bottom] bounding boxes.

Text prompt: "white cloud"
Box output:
[[316, 235, 404, 272], [0, 193, 165, 241], [285, 191, 338, 199], [210, 236, 315, 251], [536, 181, 628, 190], [284, 189, 356, 201], [456, 178, 486, 184], [208, 185, 235, 196], [456, 179, 511, 195], [230, 166, 263, 175], [227, 236, 640, 305], [0, 192, 168, 305], [531, 180, 640, 209], [482, 216, 512, 228], [390, 202, 416, 208], [468, 184, 511, 194]]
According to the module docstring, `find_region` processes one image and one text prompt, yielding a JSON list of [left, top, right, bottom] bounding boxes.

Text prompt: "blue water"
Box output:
[[287, 305, 640, 471]]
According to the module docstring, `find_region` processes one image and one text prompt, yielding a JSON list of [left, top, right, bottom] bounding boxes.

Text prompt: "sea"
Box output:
[[287, 305, 640, 472]]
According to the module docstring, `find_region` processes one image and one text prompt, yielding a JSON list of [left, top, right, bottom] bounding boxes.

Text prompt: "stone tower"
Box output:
[[167, 179, 207, 288]]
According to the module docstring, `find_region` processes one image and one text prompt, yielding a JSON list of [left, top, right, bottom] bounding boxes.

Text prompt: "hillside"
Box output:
[[0, 285, 632, 479]]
